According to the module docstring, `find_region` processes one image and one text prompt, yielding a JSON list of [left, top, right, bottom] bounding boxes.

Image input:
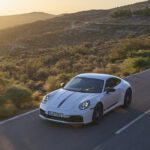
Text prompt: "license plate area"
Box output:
[[48, 111, 64, 118]]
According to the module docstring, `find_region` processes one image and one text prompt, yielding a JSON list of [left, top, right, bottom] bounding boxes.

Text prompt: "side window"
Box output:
[[105, 78, 121, 90], [111, 78, 121, 87], [114, 78, 121, 86], [105, 78, 113, 90]]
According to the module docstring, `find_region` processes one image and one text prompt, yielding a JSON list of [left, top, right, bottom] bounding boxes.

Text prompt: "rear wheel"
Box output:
[[123, 89, 132, 108], [92, 103, 103, 124]]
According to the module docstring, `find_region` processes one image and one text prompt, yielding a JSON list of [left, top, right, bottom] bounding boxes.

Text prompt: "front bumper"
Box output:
[[39, 109, 84, 124]]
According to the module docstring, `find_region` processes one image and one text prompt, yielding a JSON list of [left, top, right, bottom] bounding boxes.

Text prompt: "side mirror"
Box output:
[[105, 88, 116, 94], [61, 82, 65, 88]]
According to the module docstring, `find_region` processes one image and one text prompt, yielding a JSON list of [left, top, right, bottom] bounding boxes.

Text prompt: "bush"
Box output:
[[32, 90, 42, 101], [56, 59, 72, 73], [0, 103, 17, 120], [0, 78, 8, 92], [132, 57, 150, 70], [25, 60, 42, 79], [74, 45, 87, 54], [43, 76, 59, 92], [134, 50, 150, 57], [73, 62, 84, 72], [133, 7, 150, 16], [127, 34, 135, 39], [110, 9, 132, 18], [57, 73, 73, 83], [36, 68, 49, 80], [5, 86, 32, 108], [109, 39, 150, 62], [92, 67, 105, 73], [0, 96, 5, 104], [110, 7, 150, 18], [106, 64, 121, 73]]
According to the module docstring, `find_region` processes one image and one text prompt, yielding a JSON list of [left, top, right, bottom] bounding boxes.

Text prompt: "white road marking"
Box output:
[[115, 109, 150, 134], [0, 108, 39, 125]]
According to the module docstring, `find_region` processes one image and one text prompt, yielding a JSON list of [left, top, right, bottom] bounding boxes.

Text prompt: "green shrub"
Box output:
[[127, 34, 135, 39], [5, 85, 32, 108], [110, 9, 132, 18], [133, 7, 150, 16], [109, 39, 150, 62], [110, 7, 150, 18], [132, 57, 150, 70], [134, 50, 150, 57]]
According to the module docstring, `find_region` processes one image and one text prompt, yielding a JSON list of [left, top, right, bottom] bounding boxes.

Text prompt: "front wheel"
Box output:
[[123, 89, 132, 108], [92, 104, 103, 125]]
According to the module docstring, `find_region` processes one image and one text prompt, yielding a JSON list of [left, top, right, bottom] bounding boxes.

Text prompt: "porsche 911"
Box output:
[[39, 73, 132, 124]]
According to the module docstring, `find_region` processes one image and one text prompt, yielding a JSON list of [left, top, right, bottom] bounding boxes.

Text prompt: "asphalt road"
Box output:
[[0, 69, 150, 150]]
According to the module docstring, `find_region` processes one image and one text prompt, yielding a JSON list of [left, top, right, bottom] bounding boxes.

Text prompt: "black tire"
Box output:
[[92, 103, 103, 125], [123, 89, 132, 108]]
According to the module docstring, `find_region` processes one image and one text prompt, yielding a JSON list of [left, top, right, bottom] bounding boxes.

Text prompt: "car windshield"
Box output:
[[64, 77, 104, 93]]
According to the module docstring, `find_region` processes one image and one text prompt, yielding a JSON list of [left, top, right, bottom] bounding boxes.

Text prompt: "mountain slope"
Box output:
[[0, 1, 150, 49], [0, 12, 55, 30]]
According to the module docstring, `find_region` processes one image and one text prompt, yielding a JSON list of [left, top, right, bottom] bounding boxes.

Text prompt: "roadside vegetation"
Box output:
[[0, 34, 150, 120]]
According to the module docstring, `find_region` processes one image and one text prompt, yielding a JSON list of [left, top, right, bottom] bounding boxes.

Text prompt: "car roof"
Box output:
[[76, 73, 120, 80]]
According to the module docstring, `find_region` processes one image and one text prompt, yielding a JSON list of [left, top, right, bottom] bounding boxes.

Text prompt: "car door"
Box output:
[[102, 78, 121, 111]]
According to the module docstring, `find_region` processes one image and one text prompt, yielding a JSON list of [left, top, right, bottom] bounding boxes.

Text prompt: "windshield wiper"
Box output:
[[65, 89, 78, 92]]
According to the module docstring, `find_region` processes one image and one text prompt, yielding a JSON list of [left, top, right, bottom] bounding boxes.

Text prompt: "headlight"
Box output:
[[42, 95, 49, 104], [79, 100, 90, 110]]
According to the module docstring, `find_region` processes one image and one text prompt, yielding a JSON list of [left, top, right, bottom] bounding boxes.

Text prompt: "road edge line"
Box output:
[[115, 109, 150, 135], [0, 108, 39, 125]]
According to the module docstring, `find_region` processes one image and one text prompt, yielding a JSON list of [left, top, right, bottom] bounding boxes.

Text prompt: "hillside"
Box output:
[[0, 12, 55, 30], [0, 1, 150, 48]]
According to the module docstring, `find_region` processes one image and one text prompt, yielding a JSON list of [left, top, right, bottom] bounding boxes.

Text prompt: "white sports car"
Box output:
[[40, 73, 132, 124]]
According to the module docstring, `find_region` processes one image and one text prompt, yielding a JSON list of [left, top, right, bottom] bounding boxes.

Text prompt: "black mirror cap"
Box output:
[[106, 88, 116, 94], [61, 82, 65, 87]]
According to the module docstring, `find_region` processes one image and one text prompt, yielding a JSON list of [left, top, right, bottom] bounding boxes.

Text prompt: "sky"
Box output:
[[0, 0, 146, 16]]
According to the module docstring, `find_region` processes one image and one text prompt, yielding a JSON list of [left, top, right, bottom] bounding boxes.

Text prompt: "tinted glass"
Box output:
[[105, 78, 121, 90], [64, 77, 104, 93], [113, 78, 121, 86], [105, 78, 114, 89]]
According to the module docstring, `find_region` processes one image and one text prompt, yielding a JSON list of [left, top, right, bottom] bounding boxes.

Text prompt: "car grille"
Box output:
[[40, 109, 83, 123]]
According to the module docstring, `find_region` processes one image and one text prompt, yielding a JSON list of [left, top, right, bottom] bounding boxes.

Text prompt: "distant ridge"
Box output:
[[0, 0, 150, 47], [0, 12, 55, 29]]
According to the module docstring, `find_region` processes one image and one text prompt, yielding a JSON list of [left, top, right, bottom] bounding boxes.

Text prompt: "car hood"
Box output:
[[45, 89, 101, 110]]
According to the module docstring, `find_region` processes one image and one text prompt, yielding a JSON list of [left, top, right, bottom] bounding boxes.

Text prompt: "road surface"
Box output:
[[0, 69, 150, 150]]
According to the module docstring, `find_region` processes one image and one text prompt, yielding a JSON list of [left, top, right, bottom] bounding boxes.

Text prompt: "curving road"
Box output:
[[0, 69, 150, 150]]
